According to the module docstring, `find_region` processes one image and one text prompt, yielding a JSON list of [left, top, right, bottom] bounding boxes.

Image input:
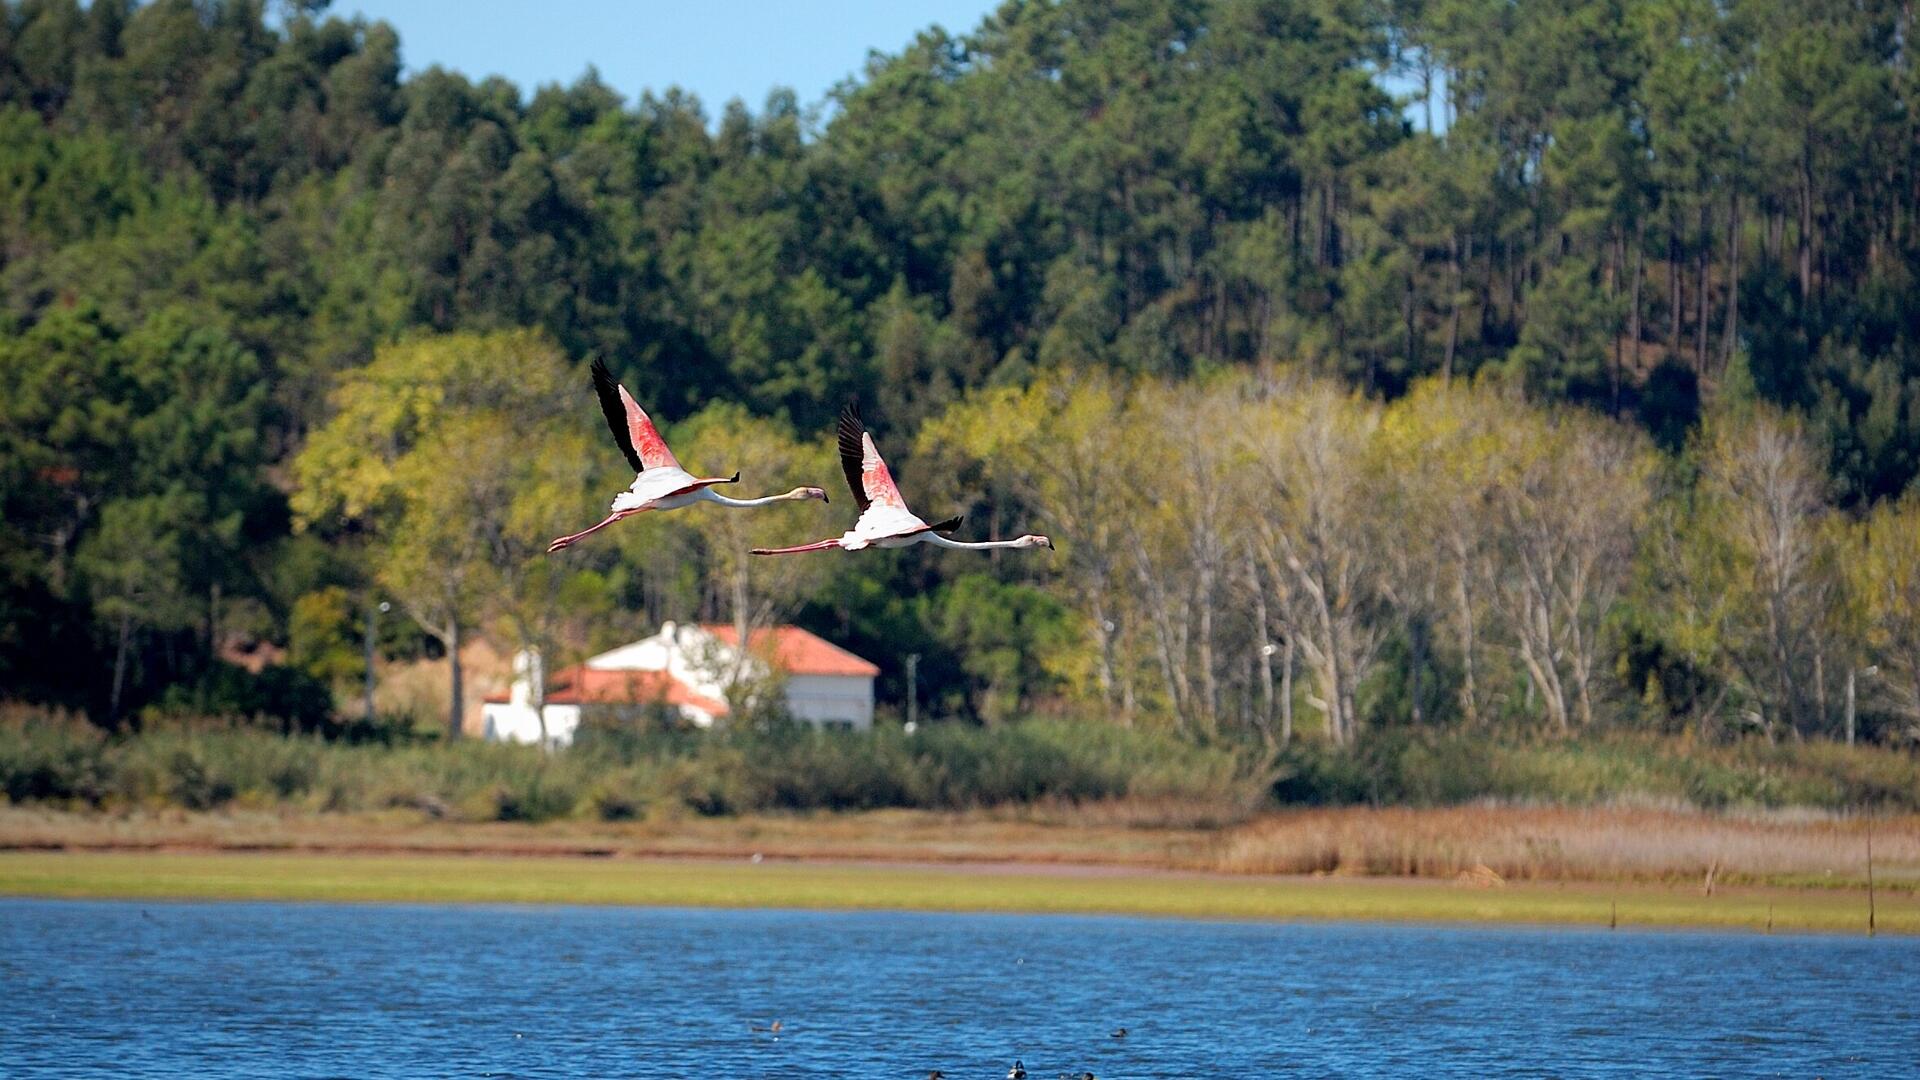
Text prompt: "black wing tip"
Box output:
[[837, 399, 871, 512], [589, 358, 643, 473], [589, 357, 619, 397], [837, 400, 865, 442], [929, 514, 964, 534]]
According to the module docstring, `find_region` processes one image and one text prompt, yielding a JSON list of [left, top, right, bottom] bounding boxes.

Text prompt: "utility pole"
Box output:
[[365, 599, 389, 721], [1846, 668, 1856, 747], [1849, 666, 1878, 747], [905, 653, 919, 730]]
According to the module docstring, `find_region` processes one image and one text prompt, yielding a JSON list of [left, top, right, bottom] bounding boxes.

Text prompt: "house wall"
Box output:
[[481, 702, 582, 748], [584, 623, 732, 702], [486, 624, 875, 741], [583, 637, 672, 672], [784, 673, 874, 731]]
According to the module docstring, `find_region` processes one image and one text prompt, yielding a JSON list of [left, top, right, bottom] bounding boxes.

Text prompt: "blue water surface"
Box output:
[[2, 898, 1914, 1078]]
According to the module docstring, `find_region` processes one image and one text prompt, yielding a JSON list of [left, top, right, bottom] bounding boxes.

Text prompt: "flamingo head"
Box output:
[[791, 486, 830, 503], [1016, 534, 1054, 550]]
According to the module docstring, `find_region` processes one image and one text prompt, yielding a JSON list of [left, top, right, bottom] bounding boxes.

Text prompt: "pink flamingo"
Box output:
[[548, 361, 827, 552], [751, 404, 1051, 556]]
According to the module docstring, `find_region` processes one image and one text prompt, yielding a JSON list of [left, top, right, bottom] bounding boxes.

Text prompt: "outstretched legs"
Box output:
[[748, 538, 843, 556], [547, 508, 646, 552]]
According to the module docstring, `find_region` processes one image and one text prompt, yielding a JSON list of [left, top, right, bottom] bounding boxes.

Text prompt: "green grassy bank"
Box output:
[[1, 851, 1908, 934]]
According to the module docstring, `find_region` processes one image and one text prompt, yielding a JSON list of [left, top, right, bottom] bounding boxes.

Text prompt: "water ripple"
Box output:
[[2, 899, 1915, 1078]]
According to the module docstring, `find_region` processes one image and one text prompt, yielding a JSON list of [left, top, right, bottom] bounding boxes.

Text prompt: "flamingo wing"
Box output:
[[591, 359, 682, 473], [851, 501, 928, 542], [614, 465, 722, 510], [837, 402, 909, 514]]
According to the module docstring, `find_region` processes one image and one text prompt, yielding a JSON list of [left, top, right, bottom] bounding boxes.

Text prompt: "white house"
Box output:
[[480, 621, 880, 747]]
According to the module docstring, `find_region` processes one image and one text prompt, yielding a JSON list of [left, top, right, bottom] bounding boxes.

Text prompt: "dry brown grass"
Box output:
[[7, 801, 1917, 890], [371, 639, 511, 735], [1207, 804, 1920, 887], [0, 804, 1211, 869]]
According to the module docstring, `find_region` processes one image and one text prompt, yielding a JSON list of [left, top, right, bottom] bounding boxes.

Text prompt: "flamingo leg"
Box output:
[[547, 508, 645, 553], [748, 538, 843, 556]]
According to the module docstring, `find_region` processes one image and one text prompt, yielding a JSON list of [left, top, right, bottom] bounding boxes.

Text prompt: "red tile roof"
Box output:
[[481, 664, 729, 717], [698, 624, 881, 677]]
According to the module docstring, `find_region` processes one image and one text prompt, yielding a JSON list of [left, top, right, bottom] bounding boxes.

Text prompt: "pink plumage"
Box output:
[[546, 361, 829, 553], [752, 403, 1052, 557]]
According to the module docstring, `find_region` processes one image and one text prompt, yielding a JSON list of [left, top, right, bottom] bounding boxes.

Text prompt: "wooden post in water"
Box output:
[[1867, 818, 1876, 937], [1609, 900, 1616, 930]]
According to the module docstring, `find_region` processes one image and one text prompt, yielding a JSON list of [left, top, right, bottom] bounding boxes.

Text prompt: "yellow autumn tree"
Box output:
[[292, 330, 601, 739]]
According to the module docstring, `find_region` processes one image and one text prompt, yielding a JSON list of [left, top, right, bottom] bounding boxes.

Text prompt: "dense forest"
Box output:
[[4, 0, 1920, 750]]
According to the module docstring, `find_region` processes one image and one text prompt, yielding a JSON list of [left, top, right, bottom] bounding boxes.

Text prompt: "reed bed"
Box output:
[[1210, 804, 1920, 887]]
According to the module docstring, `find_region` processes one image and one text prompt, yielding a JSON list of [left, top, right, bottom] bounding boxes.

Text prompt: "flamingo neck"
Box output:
[[926, 533, 1028, 550], [703, 489, 805, 508]]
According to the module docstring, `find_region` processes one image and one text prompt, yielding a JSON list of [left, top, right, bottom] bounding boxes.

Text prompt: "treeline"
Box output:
[[3, 1, 1920, 741], [924, 370, 1920, 746]]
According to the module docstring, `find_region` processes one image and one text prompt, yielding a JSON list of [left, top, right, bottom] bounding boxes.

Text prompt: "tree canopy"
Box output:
[[5, 0, 1920, 746]]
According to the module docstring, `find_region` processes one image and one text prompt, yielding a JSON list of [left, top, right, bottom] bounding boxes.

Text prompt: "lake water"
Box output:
[[2, 899, 1915, 1078]]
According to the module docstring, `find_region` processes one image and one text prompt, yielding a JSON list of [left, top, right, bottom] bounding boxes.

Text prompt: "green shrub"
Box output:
[[1260, 730, 1920, 811], [0, 717, 109, 805], [488, 773, 580, 822], [152, 663, 333, 733], [2, 708, 1914, 817], [1271, 742, 1380, 805]]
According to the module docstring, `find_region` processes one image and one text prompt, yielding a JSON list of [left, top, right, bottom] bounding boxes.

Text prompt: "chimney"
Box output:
[[510, 649, 536, 707]]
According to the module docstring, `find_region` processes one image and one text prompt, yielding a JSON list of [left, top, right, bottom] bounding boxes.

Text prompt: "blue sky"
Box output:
[[336, 1, 1001, 115]]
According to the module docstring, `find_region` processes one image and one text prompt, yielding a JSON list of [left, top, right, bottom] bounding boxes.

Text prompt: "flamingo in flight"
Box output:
[[751, 403, 1051, 557], [547, 360, 827, 552]]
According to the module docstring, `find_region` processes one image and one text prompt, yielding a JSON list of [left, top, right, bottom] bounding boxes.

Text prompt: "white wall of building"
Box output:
[[481, 652, 582, 748], [595, 620, 874, 730], [582, 636, 673, 672], [584, 622, 727, 699], [483, 621, 874, 745], [785, 673, 875, 731], [481, 701, 581, 748]]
